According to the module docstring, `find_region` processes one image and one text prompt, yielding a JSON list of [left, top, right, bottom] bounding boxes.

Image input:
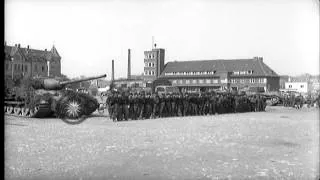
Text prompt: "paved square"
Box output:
[[5, 107, 319, 180]]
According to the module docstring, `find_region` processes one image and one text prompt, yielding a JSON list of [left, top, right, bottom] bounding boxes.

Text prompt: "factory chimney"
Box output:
[[112, 60, 114, 81], [127, 49, 131, 79]]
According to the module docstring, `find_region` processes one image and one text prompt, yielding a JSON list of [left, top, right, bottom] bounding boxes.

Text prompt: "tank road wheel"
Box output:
[[61, 100, 87, 125], [29, 106, 39, 117], [21, 108, 30, 116], [7, 106, 14, 114], [14, 107, 22, 115]]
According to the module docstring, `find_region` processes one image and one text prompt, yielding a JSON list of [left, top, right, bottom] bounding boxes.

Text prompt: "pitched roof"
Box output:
[[51, 45, 61, 58], [4, 44, 60, 62], [160, 58, 278, 77]]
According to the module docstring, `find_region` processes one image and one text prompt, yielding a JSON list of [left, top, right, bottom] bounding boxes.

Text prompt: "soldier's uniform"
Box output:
[[128, 94, 134, 120], [176, 94, 183, 116], [209, 93, 216, 115], [152, 94, 160, 118], [171, 94, 177, 116], [137, 93, 145, 119], [144, 93, 153, 119], [122, 93, 129, 120], [165, 94, 172, 117], [182, 93, 189, 116], [106, 94, 114, 119], [159, 94, 166, 117]]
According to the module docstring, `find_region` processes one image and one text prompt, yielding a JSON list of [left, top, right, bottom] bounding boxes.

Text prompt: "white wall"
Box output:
[[285, 82, 308, 93]]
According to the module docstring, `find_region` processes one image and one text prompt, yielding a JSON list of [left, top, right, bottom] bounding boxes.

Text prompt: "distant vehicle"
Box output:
[[155, 86, 180, 95]]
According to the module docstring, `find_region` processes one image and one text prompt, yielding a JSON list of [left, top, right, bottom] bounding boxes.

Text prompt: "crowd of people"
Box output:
[[105, 91, 267, 122]]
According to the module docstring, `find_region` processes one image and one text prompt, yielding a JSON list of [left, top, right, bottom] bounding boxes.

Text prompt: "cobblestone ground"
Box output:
[[5, 106, 320, 180]]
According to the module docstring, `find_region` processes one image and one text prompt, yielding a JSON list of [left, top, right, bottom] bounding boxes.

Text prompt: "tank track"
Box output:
[[4, 102, 53, 118]]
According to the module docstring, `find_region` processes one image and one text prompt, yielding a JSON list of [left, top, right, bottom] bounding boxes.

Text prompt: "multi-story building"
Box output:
[[158, 57, 280, 92], [4, 43, 61, 81], [143, 48, 165, 82]]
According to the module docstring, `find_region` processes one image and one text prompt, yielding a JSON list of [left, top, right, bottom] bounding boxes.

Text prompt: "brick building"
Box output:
[[143, 48, 165, 82], [4, 43, 61, 81], [158, 57, 280, 92]]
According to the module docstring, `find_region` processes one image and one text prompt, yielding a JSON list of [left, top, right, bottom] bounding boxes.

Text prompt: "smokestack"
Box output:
[[112, 59, 114, 81], [127, 49, 131, 79]]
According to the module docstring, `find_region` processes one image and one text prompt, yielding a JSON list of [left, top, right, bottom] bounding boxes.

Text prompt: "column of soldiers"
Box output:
[[106, 91, 267, 122]]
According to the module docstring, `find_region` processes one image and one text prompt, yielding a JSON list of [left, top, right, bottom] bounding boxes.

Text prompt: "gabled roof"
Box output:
[[4, 44, 60, 62], [160, 58, 278, 77], [51, 45, 61, 58]]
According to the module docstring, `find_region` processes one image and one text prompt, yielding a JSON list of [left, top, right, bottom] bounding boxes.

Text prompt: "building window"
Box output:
[[192, 79, 197, 84], [212, 79, 218, 83], [300, 85, 304, 88], [289, 85, 292, 88], [234, 71, 240, 75], [240, 79, 245, 83], [145, 71, 148, 75], [206, 79, 211, 84], [172, 80, 177, 84], [179, 80, 183, 84], [152, 63, 155, 67], [186, 80, 190, 84], [148, 63, 151, 67], [151, 71, 154, 75], [199, 79, 204, 83]]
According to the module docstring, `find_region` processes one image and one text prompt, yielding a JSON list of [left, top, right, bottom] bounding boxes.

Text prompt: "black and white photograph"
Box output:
[[4, 0, 320, 179]]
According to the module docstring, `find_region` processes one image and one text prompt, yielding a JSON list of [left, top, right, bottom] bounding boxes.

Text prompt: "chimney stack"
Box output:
[[127, 49, 131, 79], [18, 44, 20, 48], [112, 59, 114, 81]]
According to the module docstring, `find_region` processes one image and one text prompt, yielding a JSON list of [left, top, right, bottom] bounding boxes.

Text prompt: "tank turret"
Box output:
[[31, 74, 107, 90]]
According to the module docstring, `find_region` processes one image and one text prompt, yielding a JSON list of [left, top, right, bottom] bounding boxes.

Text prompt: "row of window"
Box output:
[[232, 70, 254, 75], [145, 53, 156, 59], [171, 78, 267, 85], [288, 85, 304, 88], [165, 71, 216, 76], [172, 79, 219, 85], [229, 78, 266, 83], [5, 63, 29, 73], [5, 62, 49, 73], [145, 62, 155, 67], [144, 70, 155, 76]]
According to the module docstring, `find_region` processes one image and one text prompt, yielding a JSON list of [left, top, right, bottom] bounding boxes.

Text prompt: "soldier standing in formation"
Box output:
[[106, 91, 269, 122]]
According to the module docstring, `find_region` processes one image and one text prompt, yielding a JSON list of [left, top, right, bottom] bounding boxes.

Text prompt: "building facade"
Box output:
[[143, 48, 165, 82], [4, 43, 61, 80], [284, 82, 309, 93], [158, 57, 280, 92]]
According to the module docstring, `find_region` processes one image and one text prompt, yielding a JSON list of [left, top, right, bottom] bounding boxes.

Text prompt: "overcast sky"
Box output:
[[5, 0, 319, 79]]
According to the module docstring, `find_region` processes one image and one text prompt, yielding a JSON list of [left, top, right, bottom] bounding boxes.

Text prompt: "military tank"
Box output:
[[4, 74, 106, 124]]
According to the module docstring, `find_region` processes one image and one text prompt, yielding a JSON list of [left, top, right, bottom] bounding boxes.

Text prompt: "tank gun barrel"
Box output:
[[60, 74, 107, 86], [31, 74, 107, 90]]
